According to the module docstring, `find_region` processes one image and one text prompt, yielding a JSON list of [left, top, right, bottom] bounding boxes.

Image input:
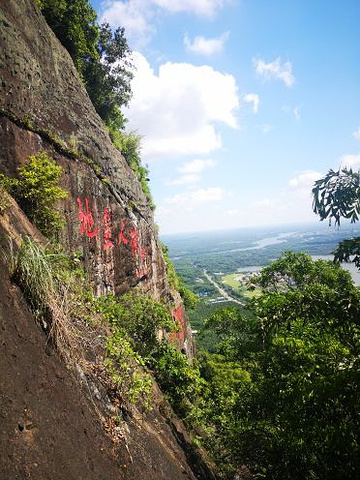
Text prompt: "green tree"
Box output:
[[312, 168, 360, 267], [202, 306, 259, 360], [83, 23, 133, 129], [200, 253, 360, 479], [38, 0, 98, 73], [236, 254, 360, 479], [38, 0, 133, 128]]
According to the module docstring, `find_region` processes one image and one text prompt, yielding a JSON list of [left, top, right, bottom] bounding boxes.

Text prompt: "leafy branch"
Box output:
[[312, 168, 360, 226]]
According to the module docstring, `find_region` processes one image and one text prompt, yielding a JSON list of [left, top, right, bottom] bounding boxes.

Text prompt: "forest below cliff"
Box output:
[[1, 1, 359, 479]]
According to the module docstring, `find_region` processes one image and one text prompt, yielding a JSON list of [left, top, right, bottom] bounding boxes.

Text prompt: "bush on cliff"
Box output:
[[108, 129, 155, 208], [94, 292, 205, 419], [36, 0, 133, 129], [0, 151, 67, 237]]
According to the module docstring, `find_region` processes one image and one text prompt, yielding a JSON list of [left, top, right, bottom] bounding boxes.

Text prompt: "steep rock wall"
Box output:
[[0, 0, 194, 356]]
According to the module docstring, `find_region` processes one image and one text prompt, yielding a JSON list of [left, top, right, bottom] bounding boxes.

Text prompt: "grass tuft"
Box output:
[[7, 236, 81, 362]]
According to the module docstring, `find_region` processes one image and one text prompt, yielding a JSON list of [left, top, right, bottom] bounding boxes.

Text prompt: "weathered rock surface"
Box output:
[[0, 0, 160, 295], [0, 0, 194, 356]]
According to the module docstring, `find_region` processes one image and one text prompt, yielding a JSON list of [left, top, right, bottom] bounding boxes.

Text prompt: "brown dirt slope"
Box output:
[[0, 255, 124, 480]]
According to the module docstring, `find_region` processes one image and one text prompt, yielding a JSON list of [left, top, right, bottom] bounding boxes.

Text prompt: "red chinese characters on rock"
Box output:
[[170, 306, 186, 345], [117, 220, 129, 246], [102, 208, 114, 249], [76, 197, 150, 280], [77, 197, 99, 238], [136, 268, 147, 279], [129, 227, 140, 257], [136, 246, 151, 279]]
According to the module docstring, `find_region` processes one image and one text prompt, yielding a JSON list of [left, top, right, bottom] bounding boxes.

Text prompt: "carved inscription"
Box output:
[[76, 197, 150, 278]]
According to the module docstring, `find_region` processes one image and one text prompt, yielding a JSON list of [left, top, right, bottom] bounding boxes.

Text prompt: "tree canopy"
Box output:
[[37, 0, 133, 128], [200, 253, 360, 479]]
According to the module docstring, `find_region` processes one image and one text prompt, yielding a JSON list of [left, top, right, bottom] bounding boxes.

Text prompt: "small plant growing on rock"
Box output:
[[1, 151, 68, 238], [105, 332, 153, 410], [109, 129, 155, 209], [0, 186, 10, 215]]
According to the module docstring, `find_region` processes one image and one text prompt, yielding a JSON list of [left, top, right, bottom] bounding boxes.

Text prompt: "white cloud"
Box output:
[[225, 209, 239, 217], [165, 187, 223, 205], [289, 170, 322, 189], [178, 158, 217, 174], [156, 170, 322, 233], [165, 159, 217, 186], [352, 127, 360, 140], [242, 172, 321, 228], [158, 188, 225, 231], [253, 57, 295, 88], [243, 93, 260, 113], [101, 0, 229, 46], [166, 159, 217, 185], [143, 127, 222, 158], [166, 174, 201, 186], [339, 153, 360, 171], [100, 1, 154, 47], [125, 52, 239, 158], [184, 32, 229, 56], [153, 0, 227, 17]]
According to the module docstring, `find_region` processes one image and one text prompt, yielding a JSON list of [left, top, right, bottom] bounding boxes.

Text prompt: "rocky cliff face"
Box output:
[[0, 1, 208, 478], [0, 224, 207, 480], [0, 0, 193, 357]]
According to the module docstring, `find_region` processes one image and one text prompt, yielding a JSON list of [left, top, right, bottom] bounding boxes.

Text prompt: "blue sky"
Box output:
[[90, 0, 360, 234]]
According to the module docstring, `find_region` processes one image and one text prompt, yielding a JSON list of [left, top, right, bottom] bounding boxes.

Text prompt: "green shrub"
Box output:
[[95, 292, 175, 410], [109, 129, 155, 209], [0, 174, 17, 193], [178, 278, 199, 310], [6, 236, 79, 359], [94, 291, 205, 419], [94, 291, 174, 357], [1, 152, 68, 237], [105, 331, 153, 409]]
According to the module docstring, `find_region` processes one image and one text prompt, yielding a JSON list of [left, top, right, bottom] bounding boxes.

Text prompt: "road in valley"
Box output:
[[203, 270, 246, 307]]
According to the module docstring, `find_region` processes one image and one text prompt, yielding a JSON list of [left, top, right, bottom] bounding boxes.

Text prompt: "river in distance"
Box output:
[[163, 222, 360, 285]]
